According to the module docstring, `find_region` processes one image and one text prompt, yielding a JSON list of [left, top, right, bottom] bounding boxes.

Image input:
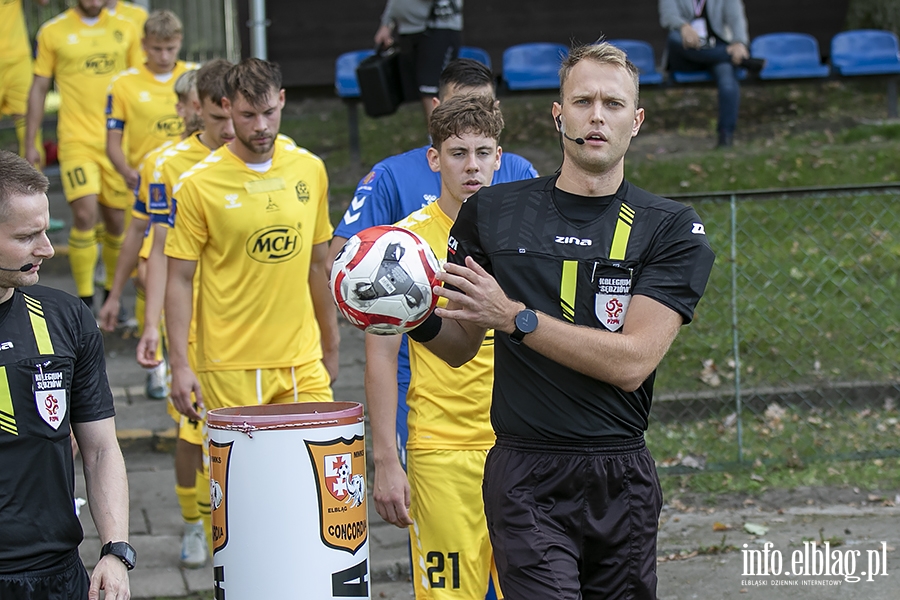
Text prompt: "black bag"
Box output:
[[356, 47, 404, 118]]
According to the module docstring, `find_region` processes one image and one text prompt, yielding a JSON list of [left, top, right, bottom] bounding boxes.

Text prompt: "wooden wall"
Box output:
[[237, 0, 851, 89]]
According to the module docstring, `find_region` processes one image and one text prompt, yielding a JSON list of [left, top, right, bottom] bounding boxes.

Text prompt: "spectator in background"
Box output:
[[375, 0, 463, 122], [659, 0, 763, 147]]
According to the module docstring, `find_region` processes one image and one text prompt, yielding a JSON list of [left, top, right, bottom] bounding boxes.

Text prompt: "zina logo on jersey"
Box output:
[[245, 226, 302, 263], [305, 436, 368, 554], [83, 54, 117, 75], [209, 440, 233, 554]]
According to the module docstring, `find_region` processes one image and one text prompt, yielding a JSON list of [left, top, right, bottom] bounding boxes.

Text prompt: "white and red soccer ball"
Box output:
[[330, 225, 441, 335]]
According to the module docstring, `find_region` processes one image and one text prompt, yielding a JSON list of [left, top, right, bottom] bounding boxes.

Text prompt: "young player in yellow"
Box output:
[[106, 9, 197, 192], [0, 0, 45, 164], [25, 0, 142, 309], [127, 59, 237, 565], [164, 58, 338, 424], [368, 95, 504, 600], [136, 58, 237, 376]]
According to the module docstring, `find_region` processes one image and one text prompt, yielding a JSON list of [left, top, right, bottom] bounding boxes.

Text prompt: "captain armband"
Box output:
[[407, 312, 442, 343]]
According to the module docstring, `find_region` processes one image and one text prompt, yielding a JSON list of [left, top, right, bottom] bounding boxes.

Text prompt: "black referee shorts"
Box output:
[[0, 550, 91, 600], [483, 435, 663, 600]]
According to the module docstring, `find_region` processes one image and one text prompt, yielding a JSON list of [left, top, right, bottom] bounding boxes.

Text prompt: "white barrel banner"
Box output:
[[207, 402, 370, 599]]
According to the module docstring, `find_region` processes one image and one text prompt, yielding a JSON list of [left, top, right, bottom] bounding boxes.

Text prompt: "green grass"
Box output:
[[652, 404, 900, 499]]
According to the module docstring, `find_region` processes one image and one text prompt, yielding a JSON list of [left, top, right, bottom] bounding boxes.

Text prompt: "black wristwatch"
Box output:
[[99, 541, 137, 571], [510, 308, 538, 345]]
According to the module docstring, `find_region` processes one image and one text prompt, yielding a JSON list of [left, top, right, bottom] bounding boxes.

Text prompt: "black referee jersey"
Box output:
[[447, 175, 716, 442], [0, 285, 115, 573]]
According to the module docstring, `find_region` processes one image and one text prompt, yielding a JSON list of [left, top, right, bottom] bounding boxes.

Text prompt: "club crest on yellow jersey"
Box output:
[[296, 181, 310, 203]]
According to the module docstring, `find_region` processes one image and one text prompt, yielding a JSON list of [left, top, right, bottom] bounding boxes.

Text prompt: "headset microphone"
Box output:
[[555, 115, 585, 145], [0, 264, 35, 272]]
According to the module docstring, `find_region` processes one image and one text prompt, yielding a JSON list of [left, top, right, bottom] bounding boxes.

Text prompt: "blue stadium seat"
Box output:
[[750, 33, 829, 79], [671, 69, 715, 83], [334, 50, 375, 165], [608, 39, 664, 85], [459, 46, 491, 69], [671, 68, 748, 83], [335, 49, 375, 98], [502, 43, 568, 91], [830, 30, 900, 76]]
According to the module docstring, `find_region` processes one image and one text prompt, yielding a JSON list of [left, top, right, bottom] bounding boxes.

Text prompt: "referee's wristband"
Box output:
[[408, 312, 442, 343]]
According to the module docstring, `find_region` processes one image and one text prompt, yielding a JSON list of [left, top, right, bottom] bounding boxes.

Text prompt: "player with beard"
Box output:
[[164, 58, 338, 423], [24, 0, 142, 311]]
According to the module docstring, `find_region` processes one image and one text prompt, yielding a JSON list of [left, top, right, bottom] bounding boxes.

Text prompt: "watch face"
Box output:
[[102, 542, 136, 569], [516, 309, 538, 334]]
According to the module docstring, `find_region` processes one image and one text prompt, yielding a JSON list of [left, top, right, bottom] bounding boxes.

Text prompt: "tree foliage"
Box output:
[[846, 0, 900, 35]]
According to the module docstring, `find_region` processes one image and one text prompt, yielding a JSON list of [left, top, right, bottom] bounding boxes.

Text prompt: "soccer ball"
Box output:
[[331, 225, 441, 335]]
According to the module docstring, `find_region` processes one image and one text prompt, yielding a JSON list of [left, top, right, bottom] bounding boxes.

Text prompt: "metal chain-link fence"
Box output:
[[649, 184, 900, 472]]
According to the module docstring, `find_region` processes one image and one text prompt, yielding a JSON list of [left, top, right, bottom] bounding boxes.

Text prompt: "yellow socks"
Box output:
[[175, 484, 201, 524], [68, 227, 98, 300], [100, 229, 124, 293]]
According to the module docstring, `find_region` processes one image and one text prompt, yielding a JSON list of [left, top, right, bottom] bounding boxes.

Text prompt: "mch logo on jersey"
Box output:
[[594, 275, 632, 332], [245, 225, 302, 263], [153, 116, 184, 137], [83, 54, 117, 75], [306, 437, 368, 554]]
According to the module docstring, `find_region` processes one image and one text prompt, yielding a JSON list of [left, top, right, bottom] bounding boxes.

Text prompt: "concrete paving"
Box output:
[[37, 173, 900, 599]]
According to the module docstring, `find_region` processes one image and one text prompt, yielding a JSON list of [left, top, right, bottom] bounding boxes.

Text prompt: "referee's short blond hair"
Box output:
[[559, 42, 641, 106], [144, 9, 183, 41], [0, 151, 49, 221]]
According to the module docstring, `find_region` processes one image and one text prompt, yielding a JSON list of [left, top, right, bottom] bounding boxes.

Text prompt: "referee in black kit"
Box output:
[[408, 42, 716, 599], [0, 150, 133, 600]]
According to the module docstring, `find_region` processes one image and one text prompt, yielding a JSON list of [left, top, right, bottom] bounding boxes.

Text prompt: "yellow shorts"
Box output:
[[197, 360, 333, 411], [0, 58, 32, 116], [167, 399, 204, 445], [407, 449, 501, 600], [138, 221, 154, 260], [57, 142, 130, 208]]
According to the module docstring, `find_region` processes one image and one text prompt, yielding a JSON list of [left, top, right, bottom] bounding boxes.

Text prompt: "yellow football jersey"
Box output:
[[107, 1, 147, 32], [107, 61, 198, 168], [146, 131, 210, 225], [0, 0, 30, 63], [397, 202, 496, 450], [33, 8, 142, 148], [165, 136, 333, 372]]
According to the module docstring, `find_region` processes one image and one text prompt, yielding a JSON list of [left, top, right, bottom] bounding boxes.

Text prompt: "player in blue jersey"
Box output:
[[329, 57, 537, 469]]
